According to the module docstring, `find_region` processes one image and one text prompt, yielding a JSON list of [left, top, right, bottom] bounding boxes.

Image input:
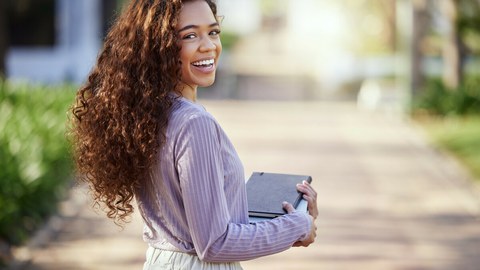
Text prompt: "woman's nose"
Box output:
[[199, 36, 216, 52]]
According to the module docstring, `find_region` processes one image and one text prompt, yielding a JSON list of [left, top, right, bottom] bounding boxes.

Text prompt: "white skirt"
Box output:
[[143, 247, 243, 270]]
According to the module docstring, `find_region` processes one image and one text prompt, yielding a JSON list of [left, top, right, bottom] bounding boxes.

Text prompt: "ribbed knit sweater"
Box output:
[[135, 97, 311, 263]]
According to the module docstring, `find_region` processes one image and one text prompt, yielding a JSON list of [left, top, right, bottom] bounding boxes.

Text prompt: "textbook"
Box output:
[[246, 172, 312, 222]]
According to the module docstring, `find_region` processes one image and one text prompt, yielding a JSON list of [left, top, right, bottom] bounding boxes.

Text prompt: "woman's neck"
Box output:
[[179, 84, 198, 102]]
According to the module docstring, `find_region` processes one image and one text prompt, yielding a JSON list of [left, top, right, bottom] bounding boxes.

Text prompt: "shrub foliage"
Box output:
[[0, 81, 74, 247], [413, 76, 480, 116]]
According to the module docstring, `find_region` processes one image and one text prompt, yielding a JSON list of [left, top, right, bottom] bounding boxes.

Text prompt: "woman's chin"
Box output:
[[198, 78, 216, 88]]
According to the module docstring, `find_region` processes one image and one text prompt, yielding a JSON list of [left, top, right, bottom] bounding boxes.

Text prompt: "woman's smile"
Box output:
[[191, 58, 216, 73]]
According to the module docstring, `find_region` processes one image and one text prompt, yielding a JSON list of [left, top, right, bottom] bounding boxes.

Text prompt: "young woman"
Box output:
[[70, 0, 318, 269]]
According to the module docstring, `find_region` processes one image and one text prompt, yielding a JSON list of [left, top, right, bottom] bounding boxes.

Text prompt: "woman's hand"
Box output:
[[283, 202, 317, 247], [296, 181, 318, 219]]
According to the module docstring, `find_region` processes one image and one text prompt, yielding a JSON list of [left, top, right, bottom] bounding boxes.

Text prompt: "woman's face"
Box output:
[[177, 0, 222, 90]]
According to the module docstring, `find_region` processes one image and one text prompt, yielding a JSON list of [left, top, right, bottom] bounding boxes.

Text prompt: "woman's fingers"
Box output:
[[299, 181, 317, 197], [303, 194, 319, 219], [297, 181, 319, 219], [282, 201, 296, 214]]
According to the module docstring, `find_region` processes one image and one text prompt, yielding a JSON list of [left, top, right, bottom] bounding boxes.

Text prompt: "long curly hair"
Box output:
[[69, 0, 218, 223]]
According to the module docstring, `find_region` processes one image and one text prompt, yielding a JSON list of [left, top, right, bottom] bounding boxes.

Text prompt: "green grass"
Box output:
[[416, 116, 480, 181]]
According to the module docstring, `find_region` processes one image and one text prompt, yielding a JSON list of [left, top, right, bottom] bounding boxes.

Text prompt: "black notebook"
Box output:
[[246, 172, 313, 219]]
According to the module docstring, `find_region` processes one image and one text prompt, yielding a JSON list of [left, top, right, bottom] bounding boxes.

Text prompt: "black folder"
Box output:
[[246, 172, 312, 219]]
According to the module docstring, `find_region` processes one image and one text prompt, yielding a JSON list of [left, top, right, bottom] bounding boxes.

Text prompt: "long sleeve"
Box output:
[[175, 114, 311, 262]]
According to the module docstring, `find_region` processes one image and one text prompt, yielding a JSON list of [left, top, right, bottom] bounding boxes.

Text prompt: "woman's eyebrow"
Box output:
[[178, 22, 219, 33]]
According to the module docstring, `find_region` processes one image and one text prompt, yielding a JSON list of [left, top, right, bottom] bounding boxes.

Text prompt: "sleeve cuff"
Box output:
[[293, 211, 312, 242]]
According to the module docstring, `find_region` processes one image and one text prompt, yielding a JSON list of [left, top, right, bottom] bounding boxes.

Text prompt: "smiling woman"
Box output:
[[177, 0, 222, 101], [68, 1, 317, 269]]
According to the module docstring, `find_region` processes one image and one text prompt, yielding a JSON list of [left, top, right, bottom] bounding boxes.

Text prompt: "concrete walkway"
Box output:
[[14, 101, 480, 270]]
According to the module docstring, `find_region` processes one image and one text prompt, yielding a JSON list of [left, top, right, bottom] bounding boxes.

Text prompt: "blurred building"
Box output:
[[6, 0, 120, 84]]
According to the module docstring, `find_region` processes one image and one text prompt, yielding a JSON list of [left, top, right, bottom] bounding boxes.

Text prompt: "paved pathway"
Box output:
[[15, 101, 480, 270]]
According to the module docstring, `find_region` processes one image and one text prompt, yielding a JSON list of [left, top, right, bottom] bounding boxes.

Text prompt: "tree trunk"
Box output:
[[0, 0, 7, 78], [441, 0, 462, 89], [411, 0, 428, 96]]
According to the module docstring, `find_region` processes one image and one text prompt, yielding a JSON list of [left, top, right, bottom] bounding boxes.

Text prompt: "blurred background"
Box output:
[[2, 0, 480, 103], [1, 0, 480, 269]]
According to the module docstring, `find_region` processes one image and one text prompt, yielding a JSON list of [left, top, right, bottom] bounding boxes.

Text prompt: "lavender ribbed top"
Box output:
[[135, 97, 311, 263]]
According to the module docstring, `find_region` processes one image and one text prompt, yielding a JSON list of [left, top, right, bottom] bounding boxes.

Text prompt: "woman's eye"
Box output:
[[210, 29, 221, 36], [183, 33, 196, 40]]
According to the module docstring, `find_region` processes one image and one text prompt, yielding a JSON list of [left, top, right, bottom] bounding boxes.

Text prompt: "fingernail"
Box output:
[[282, 201, 288, 205]]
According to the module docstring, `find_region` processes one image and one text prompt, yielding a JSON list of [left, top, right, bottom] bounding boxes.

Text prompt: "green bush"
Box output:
[[0, 80, 75, 248], [414, 75, 480, 183], [413, 76, 480, 116]]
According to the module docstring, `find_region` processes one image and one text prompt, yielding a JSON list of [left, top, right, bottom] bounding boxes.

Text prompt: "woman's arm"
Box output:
[[175, 115, 312, 262]]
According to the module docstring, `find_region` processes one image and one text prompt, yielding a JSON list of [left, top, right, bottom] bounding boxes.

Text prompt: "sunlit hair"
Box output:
[[69, 0, 218, 224]]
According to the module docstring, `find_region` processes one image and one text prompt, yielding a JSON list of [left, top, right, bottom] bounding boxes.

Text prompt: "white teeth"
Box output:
[[192, 59, 214, 66]]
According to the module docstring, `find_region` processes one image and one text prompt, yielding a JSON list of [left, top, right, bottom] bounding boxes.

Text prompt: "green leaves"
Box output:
[[413, 76, 480, 116], [0, 80, 75, 246]]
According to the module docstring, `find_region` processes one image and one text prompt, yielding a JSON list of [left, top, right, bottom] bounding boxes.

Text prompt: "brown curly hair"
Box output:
[[69, 0, 218, 223]]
